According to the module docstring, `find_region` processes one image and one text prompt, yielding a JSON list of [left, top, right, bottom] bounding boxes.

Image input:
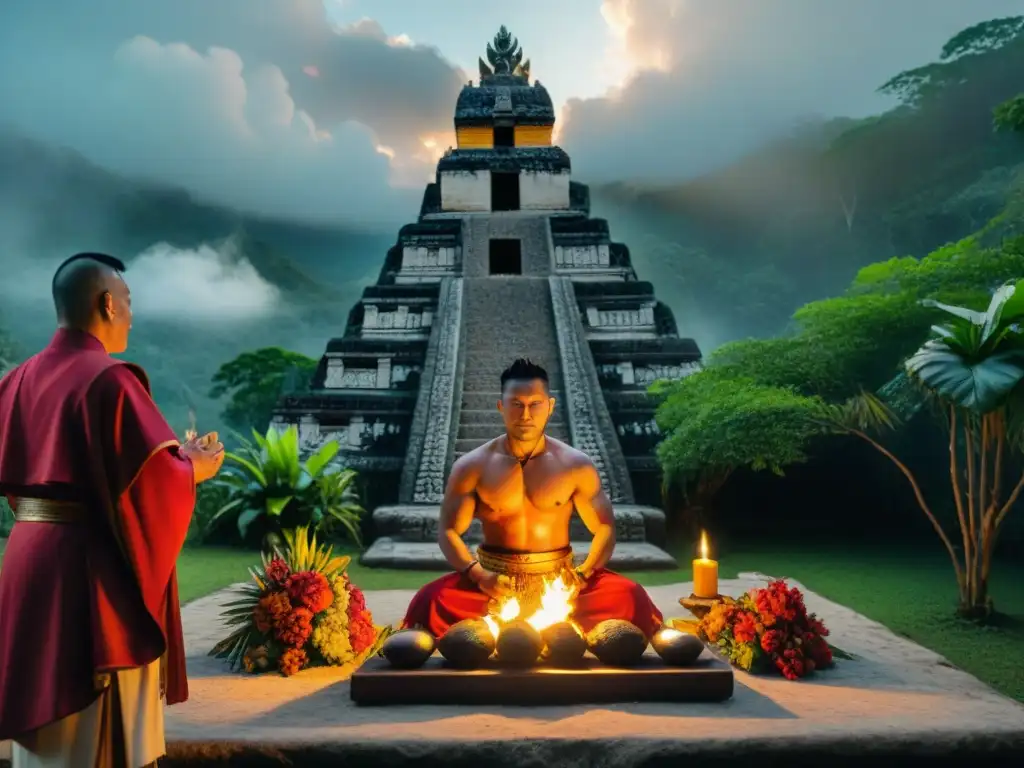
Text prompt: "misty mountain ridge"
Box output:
[[590, 25, 1024, 344], [0, 129, 392, 433], [0, 129, 391, 291]]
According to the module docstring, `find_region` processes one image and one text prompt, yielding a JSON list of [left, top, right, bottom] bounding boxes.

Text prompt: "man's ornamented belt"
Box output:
[[476, 546, 574, 577], [475, 546, 576, 615], [12, 498, 88, 524]]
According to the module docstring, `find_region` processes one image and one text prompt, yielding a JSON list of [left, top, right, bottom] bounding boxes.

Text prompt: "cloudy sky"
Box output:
[[0, 0, 1020, 229]]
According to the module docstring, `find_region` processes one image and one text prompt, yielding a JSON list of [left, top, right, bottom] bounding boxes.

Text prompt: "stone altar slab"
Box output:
[[351, 652, 734, 706], [360, 539, 679, 570]]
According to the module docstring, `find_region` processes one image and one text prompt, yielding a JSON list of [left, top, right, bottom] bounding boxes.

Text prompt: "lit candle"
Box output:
[[692, 530, 719, 598]]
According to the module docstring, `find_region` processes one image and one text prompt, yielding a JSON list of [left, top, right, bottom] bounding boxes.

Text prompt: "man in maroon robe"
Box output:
[[0, 252, 225, 766]]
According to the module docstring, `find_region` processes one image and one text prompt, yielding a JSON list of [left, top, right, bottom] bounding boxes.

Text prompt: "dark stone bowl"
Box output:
[[381, 629, 436, 670], [437, 618, 496, 669], [496, 621, 543, 667], [586, 619, 648, 667], [541, 622, 587, 666], [651, 627, 705, 667]]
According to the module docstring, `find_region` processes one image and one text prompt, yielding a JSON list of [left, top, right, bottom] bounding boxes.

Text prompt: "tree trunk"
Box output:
[[955, 411, 1014, 620]]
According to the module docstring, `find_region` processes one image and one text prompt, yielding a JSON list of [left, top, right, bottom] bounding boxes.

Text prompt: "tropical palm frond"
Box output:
[[812, 391, 901, 434]]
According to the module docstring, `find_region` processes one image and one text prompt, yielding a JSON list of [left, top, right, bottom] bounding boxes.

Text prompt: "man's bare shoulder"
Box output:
[[545, 436, 595, 470], [450, 437, 505, 474]]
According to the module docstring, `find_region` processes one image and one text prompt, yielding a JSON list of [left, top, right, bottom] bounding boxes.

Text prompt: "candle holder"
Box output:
[[679, 593, 725, 621]]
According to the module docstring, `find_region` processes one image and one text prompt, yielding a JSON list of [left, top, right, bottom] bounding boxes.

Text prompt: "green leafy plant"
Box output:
[[814, 280, 1024, 619], [209, 426, 365, 547], [653, 371, 829, 533], [209, 347, 318, 435], [903, 280, 1024, 617]]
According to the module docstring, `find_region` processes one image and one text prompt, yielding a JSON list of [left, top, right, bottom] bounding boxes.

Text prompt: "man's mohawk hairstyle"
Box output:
[[500, 357, 549, 388]]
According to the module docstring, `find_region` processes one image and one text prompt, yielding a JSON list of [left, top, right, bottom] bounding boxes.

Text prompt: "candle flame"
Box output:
[[699, 530, 710, 560], [184, 408, 198, 442]]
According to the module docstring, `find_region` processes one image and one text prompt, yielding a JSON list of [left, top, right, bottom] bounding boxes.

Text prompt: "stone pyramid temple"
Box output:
[[272, 27, 703, 570]]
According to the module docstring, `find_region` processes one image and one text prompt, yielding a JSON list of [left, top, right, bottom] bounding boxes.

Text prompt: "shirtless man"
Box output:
[[402, 358, 663, 639]]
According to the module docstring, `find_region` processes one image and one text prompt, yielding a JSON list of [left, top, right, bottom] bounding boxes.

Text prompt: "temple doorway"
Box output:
[[493, 125, 515, 147], [491, 171, 520, 211], [489, 239, 522, 274]]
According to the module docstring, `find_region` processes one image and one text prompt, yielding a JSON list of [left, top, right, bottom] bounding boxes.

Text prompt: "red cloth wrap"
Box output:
[[402, 568, 665, 640], [0, 329, 195, 740]]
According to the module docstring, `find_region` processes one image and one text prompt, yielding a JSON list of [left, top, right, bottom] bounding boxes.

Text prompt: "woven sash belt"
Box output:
[[13, 497, 89, 524]]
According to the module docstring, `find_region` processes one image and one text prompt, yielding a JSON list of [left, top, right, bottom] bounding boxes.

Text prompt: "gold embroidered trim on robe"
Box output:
[[12, 497, 89, 524]]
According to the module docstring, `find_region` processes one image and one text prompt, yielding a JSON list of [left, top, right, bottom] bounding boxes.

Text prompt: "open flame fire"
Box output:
[[483, 573, 581, 640]]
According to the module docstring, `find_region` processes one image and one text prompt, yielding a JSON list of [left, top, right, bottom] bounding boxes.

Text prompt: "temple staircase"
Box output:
[[454, 276, 569, 459], [362, 276, 677, 570]]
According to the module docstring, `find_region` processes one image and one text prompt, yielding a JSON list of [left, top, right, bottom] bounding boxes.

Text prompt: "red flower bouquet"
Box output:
[[697, 579, 834, 679], [211, 527, 391, 676]]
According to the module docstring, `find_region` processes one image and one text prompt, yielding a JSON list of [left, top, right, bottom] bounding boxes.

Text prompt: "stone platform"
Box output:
[[362, 503, 676, 570], [3, 574, 1023, 767], [350, 652, 734, 706]]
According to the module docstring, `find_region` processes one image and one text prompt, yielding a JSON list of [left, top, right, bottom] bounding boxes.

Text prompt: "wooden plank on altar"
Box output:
[[350, 651, 734, 706]]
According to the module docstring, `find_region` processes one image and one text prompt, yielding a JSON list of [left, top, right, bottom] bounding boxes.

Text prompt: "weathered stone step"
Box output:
[[457, 409, 505, 425], [370, 504, 666, 546], [463, 355, 563, 367], [456, 409, 568, 429], [457, 423, 569, 440], [455, 437, 489, 453], [462, 377, 565, 391], [461, 392, 565, 411], [360, 539, 678, 571]]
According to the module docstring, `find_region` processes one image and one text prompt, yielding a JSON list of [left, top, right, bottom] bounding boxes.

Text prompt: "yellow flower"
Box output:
[[311, 576, 355, 665]]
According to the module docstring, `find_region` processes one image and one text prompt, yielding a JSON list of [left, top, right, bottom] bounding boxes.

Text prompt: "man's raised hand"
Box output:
[[180, 431, 225, 484]]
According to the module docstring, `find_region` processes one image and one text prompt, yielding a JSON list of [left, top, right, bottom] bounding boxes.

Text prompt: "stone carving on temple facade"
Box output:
[[586, 305, 656, 330], [361, 305, 433, 335], [596, 361, 701, 387], [323, 358, 421, 390], [633, 362, 700, 385], [400, 246, 460, 271], [411, 278, 464, 503], [548, 276, 634, 503], [554, 244, 610, 269], [281, 414, 408, 458]]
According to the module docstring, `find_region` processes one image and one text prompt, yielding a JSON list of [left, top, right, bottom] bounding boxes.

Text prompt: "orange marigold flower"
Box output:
[[275, 606, 315, 647], [285, 571, 333, 614], [260, 590, 292, 621], [732, 611, 759, 644], [279, 647, 308, 677], [348, 612, 377, 655], [254, 590, 291, 633]]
